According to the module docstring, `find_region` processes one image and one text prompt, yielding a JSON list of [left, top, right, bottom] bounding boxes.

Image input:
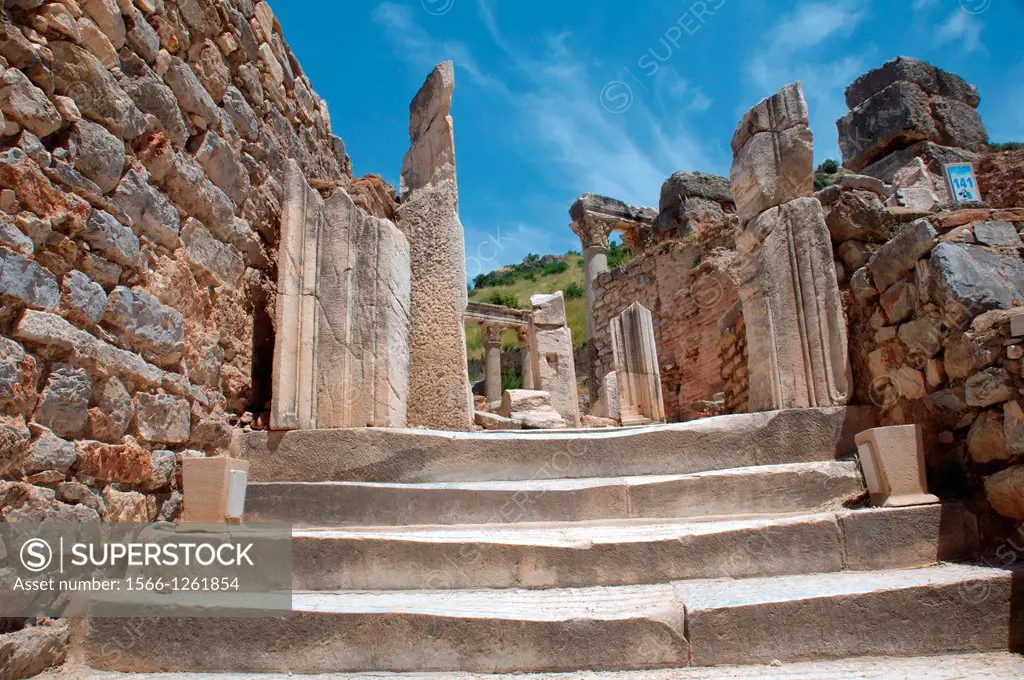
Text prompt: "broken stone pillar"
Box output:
[[569, 194, 657, 340], [483, 325, 503, 405], [732, 83, 850, 412], [609, 302, 665, 424], [271, 160, 411, 430], [730, 82, 814, 225], [529, 292, 581, 428], [397, 61, 474, 431]]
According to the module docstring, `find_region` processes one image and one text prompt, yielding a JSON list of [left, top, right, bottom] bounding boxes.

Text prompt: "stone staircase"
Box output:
[[71, 408, 1024, 676]]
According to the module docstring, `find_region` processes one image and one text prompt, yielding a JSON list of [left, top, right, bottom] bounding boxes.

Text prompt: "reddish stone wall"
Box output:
[[0, 0, 358, 525], [591, 241, 738, 422]]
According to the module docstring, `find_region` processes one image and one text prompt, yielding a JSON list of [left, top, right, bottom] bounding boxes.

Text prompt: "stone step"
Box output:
[[82, 564, 1018, 675], [38, 652, 1024, 679], [288, 505, 977, 591], [233, 407, 875, 483], [677, 564, 1024, 667], [245, 460, 865, 527], [84, 583, 689, 674]]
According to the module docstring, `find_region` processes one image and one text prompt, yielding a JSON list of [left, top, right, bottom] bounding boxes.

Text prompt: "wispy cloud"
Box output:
[[745, 2, 870, 160], [373, 0, 711, 209], [936, 10, 985, 55]]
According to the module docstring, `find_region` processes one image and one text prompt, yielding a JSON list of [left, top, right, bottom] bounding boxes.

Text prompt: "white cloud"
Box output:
[[745, 3, 870, 161], [936, 11, 985, 55], [912, 0, 938, 10], [374, 1, 711, 209]]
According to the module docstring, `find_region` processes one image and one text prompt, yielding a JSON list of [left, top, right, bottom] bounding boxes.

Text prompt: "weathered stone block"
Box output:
[[930, 242, 1024, 320], [24, 429, 76, 474], [61, 269, 107, 324], [838, 81, 937, 172], [867, 219, 938, 292], [112, 169, 180, 249], [134, 392, 190, 444], [967, 410, 1008, 463], [88, 376, 133, 442], [103, 286, 185, 365], [194, 129, 249, 204], [36, 364, 92, 439], [70, 118, 125, 194], [102, 486, 156, 521], [181, 218, 244, 287], [985, 465, 1024, 521], [119, 54, 189, 147], [162, 55, 220, 129], [965, 367, 1014, 408], [50, 41, 148, 139], [0, 67, 61, 138], [730, 83, 812, 223], [398, 62, 472, 431], [82, 208, 140, 267], [973, 221, 1019, 248], [844, 56, 980, 109], [0, 248, 59, 310]]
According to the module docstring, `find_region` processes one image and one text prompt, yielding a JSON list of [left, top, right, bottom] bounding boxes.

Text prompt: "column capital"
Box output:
[[483, 324, 505, 345]]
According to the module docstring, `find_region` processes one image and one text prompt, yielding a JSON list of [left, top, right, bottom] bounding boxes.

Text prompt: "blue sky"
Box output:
[[274, 0, 1024, 277]]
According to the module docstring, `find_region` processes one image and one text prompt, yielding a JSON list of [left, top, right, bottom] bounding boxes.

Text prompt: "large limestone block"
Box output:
[[740, 198, 850, 411], [844, 56, 980, 109], [271, 161, 410, 431], [930, 242, 1024, 322], [838, 81, 938, 172], [398, 62, 473, 431], [730, 82, 813, 223]]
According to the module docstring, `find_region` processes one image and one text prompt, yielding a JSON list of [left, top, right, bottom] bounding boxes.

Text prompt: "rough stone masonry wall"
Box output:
[[0, 0, 352, 525], [832, 189, 1024, 544], [591, 240, 738, 422]]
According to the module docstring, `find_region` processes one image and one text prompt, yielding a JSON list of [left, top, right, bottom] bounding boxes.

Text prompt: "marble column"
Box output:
[[484, 325, 503, 404], [518, 328, 536, 390], [610, 301, 666, 424]]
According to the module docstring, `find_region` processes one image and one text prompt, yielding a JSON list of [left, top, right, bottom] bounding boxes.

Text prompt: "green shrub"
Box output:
[[480, 292, 522, 309], [817, 159, 840, 174], [814, 172, 837, 190], [501, 371, 523, 392], [990, 141, 1024, 152], [543, 260, 569, 275], [564, 282, 584, 299], [607, 241, 634, 268]]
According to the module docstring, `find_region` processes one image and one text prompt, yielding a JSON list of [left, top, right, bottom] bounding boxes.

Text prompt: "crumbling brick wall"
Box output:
[[0, 0, 357, 524], [590, 240, 738, 422]]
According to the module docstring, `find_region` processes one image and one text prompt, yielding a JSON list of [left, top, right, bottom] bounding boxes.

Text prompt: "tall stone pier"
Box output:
[[398, 62, 474, 431], [730, 83, 850, 411]]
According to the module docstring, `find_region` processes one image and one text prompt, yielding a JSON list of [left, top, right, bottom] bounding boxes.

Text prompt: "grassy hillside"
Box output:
[[465, 253, 586, 361]]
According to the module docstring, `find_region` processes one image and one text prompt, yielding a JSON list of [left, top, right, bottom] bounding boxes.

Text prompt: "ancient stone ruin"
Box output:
[[0, 0, 1023, 673]]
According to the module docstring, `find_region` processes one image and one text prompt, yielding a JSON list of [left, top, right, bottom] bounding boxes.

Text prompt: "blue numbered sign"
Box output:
[[943, 163, 981, 204]]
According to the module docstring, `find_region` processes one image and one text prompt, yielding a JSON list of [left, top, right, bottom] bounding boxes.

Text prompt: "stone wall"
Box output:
[[590, 240, 738, 422], [0, 0, 357, 525], [829, 179, 1024, 542]]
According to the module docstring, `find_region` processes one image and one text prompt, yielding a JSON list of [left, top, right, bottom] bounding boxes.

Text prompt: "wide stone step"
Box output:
[[233, 407, 875, 483], [40, 652, 1024, 679], [676, 563, 1024, 667], [288, 505, 977, 591], [84, 583, 689, 674], [82, 564, 1019, 674], [245, 460, 865, 527]]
